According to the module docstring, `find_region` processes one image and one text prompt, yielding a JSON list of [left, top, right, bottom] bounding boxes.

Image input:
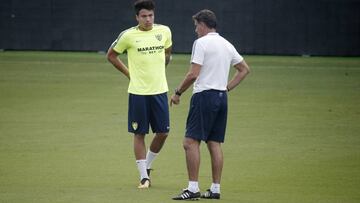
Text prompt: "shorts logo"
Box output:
[[132, 122, 138, 130], [155, 34, 162, 41]]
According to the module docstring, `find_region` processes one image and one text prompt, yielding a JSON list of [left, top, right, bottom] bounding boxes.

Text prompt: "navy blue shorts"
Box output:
[[128, 93, 170, 135], [185, 89, 228, 143]]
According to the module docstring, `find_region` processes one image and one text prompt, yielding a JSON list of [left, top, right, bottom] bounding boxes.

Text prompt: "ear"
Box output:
[[200, 22, 208, 29]]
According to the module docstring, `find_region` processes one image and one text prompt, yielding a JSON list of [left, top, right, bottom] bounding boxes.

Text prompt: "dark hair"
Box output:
[[134, 0, 155, 15], [192, 9, 217, 29]]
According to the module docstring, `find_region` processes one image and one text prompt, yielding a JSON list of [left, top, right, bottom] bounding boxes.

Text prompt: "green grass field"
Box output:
[[0, 51, 359, 203]]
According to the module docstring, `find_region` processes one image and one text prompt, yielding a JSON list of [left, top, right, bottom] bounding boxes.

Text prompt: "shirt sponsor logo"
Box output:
[[137, 46, 165, 54], [137, 46, 164, 52]]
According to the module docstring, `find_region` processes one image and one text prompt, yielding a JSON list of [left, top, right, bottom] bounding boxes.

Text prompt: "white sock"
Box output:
[[188, 181, 200, 193], [146, 150, 158, 169], [210, 183, 220, 193], [136, 160, 149, 180]]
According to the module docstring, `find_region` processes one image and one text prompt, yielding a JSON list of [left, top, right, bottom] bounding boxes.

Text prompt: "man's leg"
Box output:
[[146, 133, 168, 170], [205, 140, 223, 196], [207, 141, 223, 183], [172, 137, 202, 200], [134, 134, 146, 160], [149, 133, 168, 153], [183, 137, 201, 192], [134, 134, 150, 188], [147, 92, 170, 170]]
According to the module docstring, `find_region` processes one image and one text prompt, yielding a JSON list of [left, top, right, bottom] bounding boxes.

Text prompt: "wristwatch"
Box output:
[[175, 88, 182, 96]]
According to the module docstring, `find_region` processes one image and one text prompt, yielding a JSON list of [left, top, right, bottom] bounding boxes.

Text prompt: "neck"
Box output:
[[138, 25, 152, 31], [204, 28, 216, 35]]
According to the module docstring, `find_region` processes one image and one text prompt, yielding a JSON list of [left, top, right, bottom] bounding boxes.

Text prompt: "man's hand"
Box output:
[[170, 94, 180, 106], [106, 48, 130, 79]]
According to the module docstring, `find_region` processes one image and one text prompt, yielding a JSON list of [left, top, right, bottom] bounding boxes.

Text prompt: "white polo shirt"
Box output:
[[190, 32, 243, 94]]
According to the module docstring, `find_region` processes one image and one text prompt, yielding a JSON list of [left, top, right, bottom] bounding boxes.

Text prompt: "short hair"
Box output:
[[134, 0, 155, 15], [192, 9, 217, 29]]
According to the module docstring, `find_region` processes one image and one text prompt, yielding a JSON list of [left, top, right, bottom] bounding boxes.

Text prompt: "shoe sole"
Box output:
[[173, 198, 200, 201], [137, 180, 151, 189], [137, 184, 150, 189], [201, 197, 220, 199]]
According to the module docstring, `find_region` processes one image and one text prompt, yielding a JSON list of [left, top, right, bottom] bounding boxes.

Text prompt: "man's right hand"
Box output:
[[170, 95, 180, 106]]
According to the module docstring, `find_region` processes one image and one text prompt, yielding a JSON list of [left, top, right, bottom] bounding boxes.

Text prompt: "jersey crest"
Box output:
[[155, 34, 162, 41], [132, 122, 138, 130]]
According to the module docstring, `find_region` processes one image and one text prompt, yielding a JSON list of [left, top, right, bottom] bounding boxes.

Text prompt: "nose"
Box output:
[[146, 16, 152, 22]]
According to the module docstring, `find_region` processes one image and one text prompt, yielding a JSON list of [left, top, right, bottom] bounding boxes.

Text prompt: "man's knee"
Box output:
[[183, 137, 199, 151], [207, 141, 222, 153], [155, 133, 168, 141], [155, 132, 168, 136]]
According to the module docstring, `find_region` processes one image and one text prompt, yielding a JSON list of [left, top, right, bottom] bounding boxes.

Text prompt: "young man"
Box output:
[[107, 0, 172, 189], [171, 9, 250, 200]]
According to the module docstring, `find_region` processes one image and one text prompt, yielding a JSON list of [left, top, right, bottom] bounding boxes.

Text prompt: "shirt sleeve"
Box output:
[[190, 40, 205, 65], [231, 45, 244, 66], [112, 31, 128, 54], [164, 26, 172, 49]]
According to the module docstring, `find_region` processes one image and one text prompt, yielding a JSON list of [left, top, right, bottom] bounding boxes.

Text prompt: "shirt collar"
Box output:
[[206, 32, 219, 36]]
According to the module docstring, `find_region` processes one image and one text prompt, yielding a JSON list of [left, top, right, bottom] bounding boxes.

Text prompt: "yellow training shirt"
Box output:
[[112, 24, 172, 95]]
